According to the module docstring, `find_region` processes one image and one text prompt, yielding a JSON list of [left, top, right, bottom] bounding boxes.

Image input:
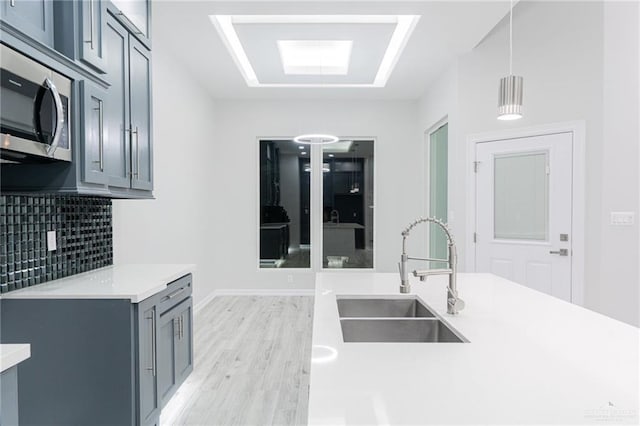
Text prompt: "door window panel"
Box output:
[[259, 140, 311, 268], [493, 151, 549, 240], [322, 140, 374, 269]]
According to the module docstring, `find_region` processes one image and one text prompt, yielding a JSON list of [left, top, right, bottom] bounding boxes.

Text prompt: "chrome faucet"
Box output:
[[398, 217, 465, 315]]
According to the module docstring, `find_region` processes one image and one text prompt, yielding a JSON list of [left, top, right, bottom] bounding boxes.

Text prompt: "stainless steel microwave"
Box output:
[[1, 44, 72, 162]]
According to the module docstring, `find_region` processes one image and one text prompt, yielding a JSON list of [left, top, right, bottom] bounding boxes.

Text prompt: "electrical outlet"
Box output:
[[47, 230, 57, 251], [287, 275, 293, 283], [610, 212, 635, 226]]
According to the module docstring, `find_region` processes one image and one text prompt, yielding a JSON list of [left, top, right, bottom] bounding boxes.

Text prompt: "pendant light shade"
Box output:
[[497, 75, 523, 120], [497, 0, 523, 120]]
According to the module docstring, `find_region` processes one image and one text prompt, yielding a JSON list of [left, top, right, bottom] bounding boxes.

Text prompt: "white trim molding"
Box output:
[[465, 121, 586, 306]]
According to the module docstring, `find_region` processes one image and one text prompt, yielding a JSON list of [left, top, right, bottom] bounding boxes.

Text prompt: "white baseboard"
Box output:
[[194, 288, 315, 314]]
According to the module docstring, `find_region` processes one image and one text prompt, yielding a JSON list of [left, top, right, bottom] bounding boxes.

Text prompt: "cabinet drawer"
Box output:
[[156, 274, 192, 315]]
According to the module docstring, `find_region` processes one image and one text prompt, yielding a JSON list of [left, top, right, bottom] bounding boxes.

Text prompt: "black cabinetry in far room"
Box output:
[[1, 0, 154, 198], [0, 274, 193, 426]]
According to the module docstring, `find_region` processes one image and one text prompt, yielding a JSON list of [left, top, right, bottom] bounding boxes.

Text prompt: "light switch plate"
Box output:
[[610, 212, 635, 226], [47, 230, 57, 251]]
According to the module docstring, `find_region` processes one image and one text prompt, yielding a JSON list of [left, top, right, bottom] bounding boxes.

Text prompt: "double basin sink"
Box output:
[[337, 296, 467, 343]]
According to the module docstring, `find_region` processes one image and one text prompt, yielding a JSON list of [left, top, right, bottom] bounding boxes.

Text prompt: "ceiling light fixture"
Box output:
[[293, 134, 340, 145], [497, 0, 523, 120], [210, 15, 420, 88], [278, 40, 353, 75]]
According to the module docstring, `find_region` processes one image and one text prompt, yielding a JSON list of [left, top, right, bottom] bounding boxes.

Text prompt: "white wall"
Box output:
[[210, 99, 422, 293], [418, 0, 639, 326], [112, 26, 219, 306]]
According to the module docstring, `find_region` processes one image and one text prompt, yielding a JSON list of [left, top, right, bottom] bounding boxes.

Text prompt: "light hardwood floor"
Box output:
[[160, 296, 314, 426]]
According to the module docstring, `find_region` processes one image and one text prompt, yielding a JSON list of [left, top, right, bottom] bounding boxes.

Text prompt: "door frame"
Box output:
[[465, 121, 586, 305], [256, 136, 378, 273]]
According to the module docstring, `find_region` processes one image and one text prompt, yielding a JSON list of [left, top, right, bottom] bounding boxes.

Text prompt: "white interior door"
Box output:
[[475, 132, 573, 301]]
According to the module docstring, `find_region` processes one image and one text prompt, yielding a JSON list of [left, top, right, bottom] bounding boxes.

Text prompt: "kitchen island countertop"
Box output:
[[308, 272, 639, 425]]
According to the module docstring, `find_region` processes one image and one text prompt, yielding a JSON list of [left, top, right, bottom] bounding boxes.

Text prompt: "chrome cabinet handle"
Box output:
[[166, 287, 185, 300], [131, 126, 139, 178], [84, 0, 95, 49], [10, 0, 15, 7], [92, 100, 104, 171], [549, 249, 569, 256], [180, 315, 184, 340], [173, 317, 180, 338], [146, 310, 156, 377]]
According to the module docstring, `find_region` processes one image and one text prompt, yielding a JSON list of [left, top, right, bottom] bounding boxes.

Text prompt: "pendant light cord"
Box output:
[[509, 0, 513, 75]]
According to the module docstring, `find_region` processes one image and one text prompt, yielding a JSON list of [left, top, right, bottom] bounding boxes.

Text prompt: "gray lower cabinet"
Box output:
[[0, 274, 193, 425], [138, 300, 160, 426], [0, 0, 54, 47], [0, 366, 19, 426], [157, 297, 194, 407]]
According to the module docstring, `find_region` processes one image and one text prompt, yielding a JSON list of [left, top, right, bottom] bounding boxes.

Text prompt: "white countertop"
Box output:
[[0, 344, 31, 373], [308, 272, 640, 425], [0, 264, 195, 303]]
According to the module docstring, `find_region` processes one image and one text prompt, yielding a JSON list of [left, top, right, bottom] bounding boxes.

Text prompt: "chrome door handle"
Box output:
[[549, 249, 569, 256], [10, 0, 15, 7]]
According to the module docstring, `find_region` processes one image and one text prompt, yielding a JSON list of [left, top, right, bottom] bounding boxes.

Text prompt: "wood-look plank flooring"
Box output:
[[160, 296, 314, 426]]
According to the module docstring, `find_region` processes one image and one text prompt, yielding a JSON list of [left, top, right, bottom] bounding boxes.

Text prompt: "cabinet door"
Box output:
[[137, 302, 159, 425], [128, 37, 153, 191], [104, 15, 132, 188], [109, 0, 150, 46], [0, 0, 54, 46], [175, 298, 194, 387], [80, 80, 108, 185], [156, 297, 193, 408], [157, 309, 178, 407], [79, 0, 106, 72]]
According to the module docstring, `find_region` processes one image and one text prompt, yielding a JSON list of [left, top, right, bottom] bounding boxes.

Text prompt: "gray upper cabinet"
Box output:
[[109, 0, 151, 48], [78, 0, 107, 72], [87, 12, 152, 192], [104, 13, 132, 188], [80, 80, 108, 185], [0, 0, 54, 47], [129, 36, 153, 190]]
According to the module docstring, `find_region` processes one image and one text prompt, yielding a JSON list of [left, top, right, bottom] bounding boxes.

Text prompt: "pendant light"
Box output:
[[293, 134, 340, 145], [497, 0, 523, 120]]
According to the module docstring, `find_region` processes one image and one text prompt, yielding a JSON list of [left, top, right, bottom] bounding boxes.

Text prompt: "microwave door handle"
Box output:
[[44, 78, 64, 156], [33, 78, 65, 156]]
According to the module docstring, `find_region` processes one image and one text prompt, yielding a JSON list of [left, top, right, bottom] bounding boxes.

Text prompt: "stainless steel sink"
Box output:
[[336, 296, 436, 318], [336, 296, 467, 343], [340, 318, 465, 343]]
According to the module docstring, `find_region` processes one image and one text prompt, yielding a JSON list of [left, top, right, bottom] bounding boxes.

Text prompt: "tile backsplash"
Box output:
[[0, 195, 113, 293]]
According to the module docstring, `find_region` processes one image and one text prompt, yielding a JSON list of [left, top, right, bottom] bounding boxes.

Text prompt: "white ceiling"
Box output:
[[153, 1, 511, 100]]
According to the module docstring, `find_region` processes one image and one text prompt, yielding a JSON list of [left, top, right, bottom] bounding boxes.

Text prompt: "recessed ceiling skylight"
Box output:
[[210, 15, 420, 88], [278, 40, 353, 75]]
